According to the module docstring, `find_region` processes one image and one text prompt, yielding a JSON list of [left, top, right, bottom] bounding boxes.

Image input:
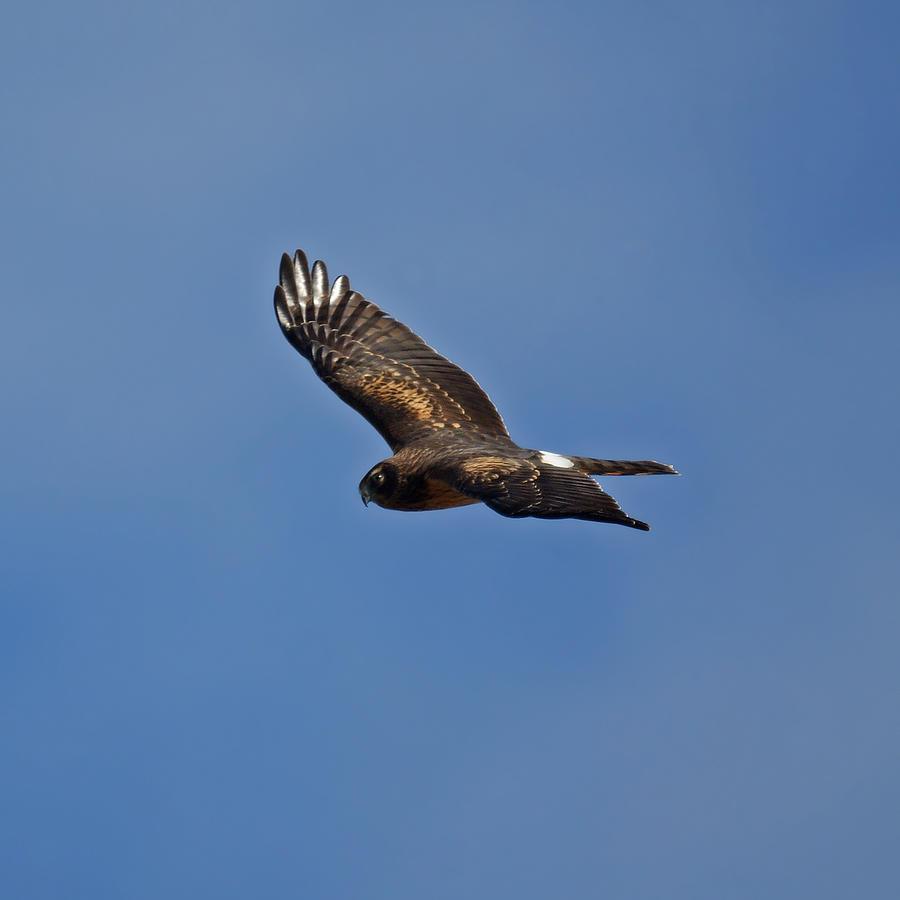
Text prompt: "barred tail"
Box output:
[[570, 457, 679, 476]]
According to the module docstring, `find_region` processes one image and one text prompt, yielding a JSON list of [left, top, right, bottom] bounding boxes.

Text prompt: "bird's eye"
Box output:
[[372, 471, 386, 485]]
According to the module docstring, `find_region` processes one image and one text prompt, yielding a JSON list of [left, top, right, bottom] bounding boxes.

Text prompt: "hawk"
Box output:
[[274, 250, 677, 530]]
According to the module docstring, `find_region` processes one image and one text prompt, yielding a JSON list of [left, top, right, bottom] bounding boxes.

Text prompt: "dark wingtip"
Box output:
[[631, 519, 651, 531], [311, 259, 329, 304], [273, 284, 293, 332], [279, 253, 294, 290]]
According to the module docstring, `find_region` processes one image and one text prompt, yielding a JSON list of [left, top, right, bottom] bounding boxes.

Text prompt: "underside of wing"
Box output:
[[274, 250, 508, 451], [449, 456, 652, 530]]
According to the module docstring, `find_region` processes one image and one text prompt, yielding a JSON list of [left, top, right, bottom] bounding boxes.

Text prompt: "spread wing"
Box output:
[[449, 456, 652, 530], [274, 250, 508, 452]]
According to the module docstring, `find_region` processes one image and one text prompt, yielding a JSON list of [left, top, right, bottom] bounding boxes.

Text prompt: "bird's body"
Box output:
[[274, 250, 676, 530]]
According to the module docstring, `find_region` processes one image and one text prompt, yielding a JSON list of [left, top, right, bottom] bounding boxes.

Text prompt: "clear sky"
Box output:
[[2, 1, 899, 897]]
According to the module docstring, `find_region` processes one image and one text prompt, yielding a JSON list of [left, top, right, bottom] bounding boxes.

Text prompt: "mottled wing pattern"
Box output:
[[450, 456, 651, 530], [274, 251, 508, 451]]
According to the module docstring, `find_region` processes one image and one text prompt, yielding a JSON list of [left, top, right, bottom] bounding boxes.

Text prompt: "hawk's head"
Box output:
[[359, 461, 401, 508]]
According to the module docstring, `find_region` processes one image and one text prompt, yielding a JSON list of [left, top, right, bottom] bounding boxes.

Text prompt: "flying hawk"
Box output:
[[274, 250, 677, 530]]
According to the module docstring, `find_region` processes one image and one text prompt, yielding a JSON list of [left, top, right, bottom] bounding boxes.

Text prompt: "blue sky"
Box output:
[[2, 1, 899, 897]]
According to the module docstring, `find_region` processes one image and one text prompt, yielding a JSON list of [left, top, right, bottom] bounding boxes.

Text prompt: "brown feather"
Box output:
[[275, 251, 507, 451], [276, 250, 675, 531], [448, 455, 652, 530]]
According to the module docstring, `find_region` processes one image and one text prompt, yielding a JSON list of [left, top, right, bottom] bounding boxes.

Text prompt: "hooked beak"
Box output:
[[359, 484, 371, 507]]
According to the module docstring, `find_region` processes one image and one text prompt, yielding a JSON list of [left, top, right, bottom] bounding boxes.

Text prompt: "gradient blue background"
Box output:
[[3, 1, 899, 897]]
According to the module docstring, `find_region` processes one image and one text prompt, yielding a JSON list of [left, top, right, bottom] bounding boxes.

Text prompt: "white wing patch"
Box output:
[[539, 451, 575, 468]]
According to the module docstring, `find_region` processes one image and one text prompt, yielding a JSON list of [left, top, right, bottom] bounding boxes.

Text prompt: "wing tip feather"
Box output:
[[311, 259, 330, 304], [273, 284, 293, 331]]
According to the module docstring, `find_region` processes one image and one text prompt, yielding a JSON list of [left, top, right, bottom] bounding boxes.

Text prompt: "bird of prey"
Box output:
[[274, 250, 677, 530]]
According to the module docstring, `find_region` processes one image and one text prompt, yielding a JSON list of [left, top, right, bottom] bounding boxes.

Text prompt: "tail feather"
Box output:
[[570, 457, 679, 476]]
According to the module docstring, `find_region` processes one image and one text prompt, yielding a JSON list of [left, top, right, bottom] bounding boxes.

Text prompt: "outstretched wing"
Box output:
[[449, 456, 651, 530], [274, 250, 508, 451]]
